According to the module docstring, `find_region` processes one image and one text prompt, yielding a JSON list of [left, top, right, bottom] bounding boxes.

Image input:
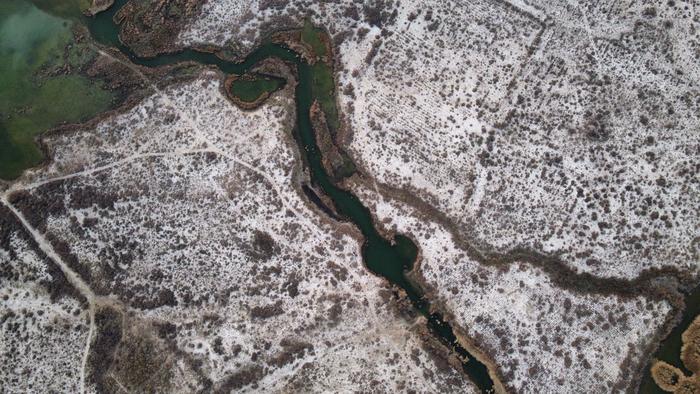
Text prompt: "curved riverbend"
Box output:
[[88, 1, 495, 391], [639, 285, 700, 394]]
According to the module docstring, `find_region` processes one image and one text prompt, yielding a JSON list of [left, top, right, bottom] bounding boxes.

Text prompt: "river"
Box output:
[[87, 0, 497, 392], [86, 3, 700, 393]]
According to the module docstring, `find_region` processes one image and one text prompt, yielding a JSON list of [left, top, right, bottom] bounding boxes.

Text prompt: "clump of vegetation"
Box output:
[[217, 365, 266, 392], [87, 305, 124, 391], [114, 0, 202, 57], [652, 362, 685, 392], [652, 315, 700, 392], [88, 304, 176, 392], [110, 328, 174, 392], [682, 317, 700, 373], [250, 230, 279, 261]]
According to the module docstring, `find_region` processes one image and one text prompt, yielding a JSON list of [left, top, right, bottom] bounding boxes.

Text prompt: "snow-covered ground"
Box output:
[[352, 180, 673, 392], [2, 71, 476, 393], [0, 206, 90, 392], [179, 0, 699, 280]]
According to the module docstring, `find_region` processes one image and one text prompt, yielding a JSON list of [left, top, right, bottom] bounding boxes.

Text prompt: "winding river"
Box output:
[[87, 1, 496, 392], [3, 1, 696, 392]]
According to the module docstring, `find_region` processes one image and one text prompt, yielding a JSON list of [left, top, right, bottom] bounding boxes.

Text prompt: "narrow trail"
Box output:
[[84, 3, 499, 391], [0, 195, 97, 394], [1, 197, 95, 299], [93, 46, 329, 238], [4, 148, 216, 195], [570, 0, 607, 82], [79, 304, 96, 394]]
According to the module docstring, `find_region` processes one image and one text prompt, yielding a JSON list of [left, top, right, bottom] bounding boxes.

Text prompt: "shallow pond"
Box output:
[[0, 0, 112, 180]]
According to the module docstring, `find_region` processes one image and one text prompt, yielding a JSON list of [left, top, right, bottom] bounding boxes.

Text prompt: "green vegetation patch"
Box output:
[[334, 156, 356, 179], [301, 19, 326, 57], [229, 76, 284, 103], [300, 21, 338, 134], [0, 0, 113, 180], [310, 62, 339, 134]]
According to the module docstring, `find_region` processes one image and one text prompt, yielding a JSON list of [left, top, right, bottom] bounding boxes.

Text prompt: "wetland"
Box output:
[[89, 0, 497, 391], [2, 1, 696, 393], [0, 0, 112, 179]]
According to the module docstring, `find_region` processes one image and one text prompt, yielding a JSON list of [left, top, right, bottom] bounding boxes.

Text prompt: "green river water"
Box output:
[[87, 0, 495, 391], [3, 1, 696, 393]]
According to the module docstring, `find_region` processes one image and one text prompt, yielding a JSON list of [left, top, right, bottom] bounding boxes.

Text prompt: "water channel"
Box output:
[[6, 1, 694, 392], [88, 0, 496, 392]]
